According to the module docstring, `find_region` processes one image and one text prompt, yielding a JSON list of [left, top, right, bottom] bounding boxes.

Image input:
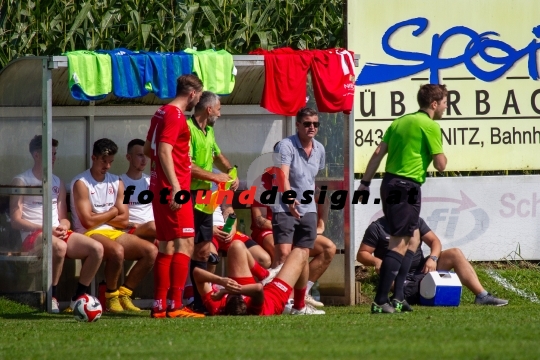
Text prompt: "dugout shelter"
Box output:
[[0, 54, 360, 311]]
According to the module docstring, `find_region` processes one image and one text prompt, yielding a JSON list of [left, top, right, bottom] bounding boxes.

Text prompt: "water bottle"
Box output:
[[311, 281, 321, 302], [222, 214, 237, 233], [238, 219, 246, 234]]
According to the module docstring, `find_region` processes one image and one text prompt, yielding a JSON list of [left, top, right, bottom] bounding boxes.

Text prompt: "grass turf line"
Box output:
[[1, 264, 539, 359]]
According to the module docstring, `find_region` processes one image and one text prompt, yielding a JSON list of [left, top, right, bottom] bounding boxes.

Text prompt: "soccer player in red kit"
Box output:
[[144, 74, 204, 318], [193, 240, 324, 316]]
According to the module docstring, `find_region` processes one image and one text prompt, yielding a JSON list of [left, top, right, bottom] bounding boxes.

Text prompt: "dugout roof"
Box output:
[[0, 56, 268, 107]]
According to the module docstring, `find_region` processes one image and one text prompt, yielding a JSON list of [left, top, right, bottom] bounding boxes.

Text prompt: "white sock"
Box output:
[[306, 281, 315, 294]]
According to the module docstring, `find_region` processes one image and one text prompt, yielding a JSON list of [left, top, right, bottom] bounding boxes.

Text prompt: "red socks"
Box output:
[[250, 262, 270, 281], [168, 252, 190, 310], [153, 253, 172, 312], [293, 287, 307, 310]]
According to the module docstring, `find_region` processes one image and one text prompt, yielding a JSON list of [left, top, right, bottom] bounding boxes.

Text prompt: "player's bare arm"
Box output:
[[280, 164, 300, 219], [420, 231, 442, 273], [252, 206, 272, 231], [55, 179, 70, 238], [73, 180, 118, 229], [357, 243, 382, 274], [143, 140, 152, 158], [193, 267, 242, 295], [106, 180, 129, 229], [157, 141, 181, 211], [358, 142, 388, 191], [315, 187, 328, 234], [432, 153, 447, 172], [9, 178, 42, 232]]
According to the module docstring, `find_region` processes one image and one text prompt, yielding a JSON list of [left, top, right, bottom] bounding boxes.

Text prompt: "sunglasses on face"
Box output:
[[302, 121, 320, 128]]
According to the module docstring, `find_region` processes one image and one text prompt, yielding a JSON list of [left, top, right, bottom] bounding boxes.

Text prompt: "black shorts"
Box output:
[[403, 271, 426, 305], [271, 212, 317, 249], [403, 257, 428, 305], [191, 190, 214, 244], [380, 173, 422, 237]]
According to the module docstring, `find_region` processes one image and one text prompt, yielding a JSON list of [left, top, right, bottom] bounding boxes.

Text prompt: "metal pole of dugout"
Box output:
[[41, 57, 55, 313]]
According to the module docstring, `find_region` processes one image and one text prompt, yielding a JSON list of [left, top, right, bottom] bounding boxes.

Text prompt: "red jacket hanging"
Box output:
[[251, 48, 313, 116], [311, 49, 355, 114]]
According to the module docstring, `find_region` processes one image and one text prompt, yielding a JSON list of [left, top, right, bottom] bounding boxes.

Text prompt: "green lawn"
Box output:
[[1, 265, 539, 359]]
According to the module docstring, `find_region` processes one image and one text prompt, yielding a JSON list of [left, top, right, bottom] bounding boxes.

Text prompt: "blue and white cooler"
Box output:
[[419, 271, 462, 306]]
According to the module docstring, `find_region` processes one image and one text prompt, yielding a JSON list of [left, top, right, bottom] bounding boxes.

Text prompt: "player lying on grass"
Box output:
[[183, 201, 272, 307], [357, 216, 509, 311], [251, 181, 335, 308], [193, 240, 325, 315]]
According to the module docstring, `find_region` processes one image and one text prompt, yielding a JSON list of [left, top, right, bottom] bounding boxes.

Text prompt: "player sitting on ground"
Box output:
[[251, 179, 336, 308], [357, 216, 509, 307], [120, 139, 156, 242], [10, 135, 104, 313], [71, 138, 157, 313], [193, 240, 324, 316]]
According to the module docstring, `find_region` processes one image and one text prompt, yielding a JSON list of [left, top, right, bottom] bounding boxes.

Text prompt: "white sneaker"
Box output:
[[282, 299, 295, 314], [290, 304, 325, 315], [51, 297, 60, 313], [305, 294, 324, 308], [261, 263, 284, 286]]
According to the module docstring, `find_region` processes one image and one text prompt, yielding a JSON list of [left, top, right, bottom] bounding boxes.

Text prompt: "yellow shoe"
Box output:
[[118, 286, 142, 312], [105, 290, 124, 313]]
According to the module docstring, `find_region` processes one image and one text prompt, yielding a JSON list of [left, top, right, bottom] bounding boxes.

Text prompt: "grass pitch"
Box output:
[[1, 265, 540, 359]]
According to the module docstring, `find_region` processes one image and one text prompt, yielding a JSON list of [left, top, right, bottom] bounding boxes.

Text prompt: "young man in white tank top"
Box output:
[[120, 139, 156, 242], [71, 138, 157, 313], [10, 135, 104, 313]]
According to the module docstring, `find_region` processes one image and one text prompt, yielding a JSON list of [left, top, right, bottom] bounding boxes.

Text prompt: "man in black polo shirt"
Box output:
[[357, 216, 508, 307]]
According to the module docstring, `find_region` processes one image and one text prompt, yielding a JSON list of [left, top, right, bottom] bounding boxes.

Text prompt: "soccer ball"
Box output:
[[73, 294, 103, 322]]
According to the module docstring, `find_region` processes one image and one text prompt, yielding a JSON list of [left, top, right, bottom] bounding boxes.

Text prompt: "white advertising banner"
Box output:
[[354, 176, 540, 261]]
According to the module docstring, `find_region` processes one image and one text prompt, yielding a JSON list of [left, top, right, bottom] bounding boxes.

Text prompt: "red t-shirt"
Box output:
[[147, 105, 191, 195]]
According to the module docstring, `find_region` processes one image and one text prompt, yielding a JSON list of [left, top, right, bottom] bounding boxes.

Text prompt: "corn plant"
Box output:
[[0, 0, 344, 69]]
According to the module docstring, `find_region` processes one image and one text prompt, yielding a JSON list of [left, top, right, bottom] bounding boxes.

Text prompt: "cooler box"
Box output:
[[419, 271, 462, 306]]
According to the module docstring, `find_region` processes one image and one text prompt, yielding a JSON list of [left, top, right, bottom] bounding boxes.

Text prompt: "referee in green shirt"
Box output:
[[187, 91, 239, 313], [358, 84, 448, 314]]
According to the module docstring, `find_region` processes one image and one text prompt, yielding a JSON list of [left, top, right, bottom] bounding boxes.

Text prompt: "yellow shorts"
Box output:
[[84, 229, 125, 241]]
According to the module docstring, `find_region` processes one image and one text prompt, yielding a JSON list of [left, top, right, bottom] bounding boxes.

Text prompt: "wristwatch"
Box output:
[[429, 255, 438, 262]]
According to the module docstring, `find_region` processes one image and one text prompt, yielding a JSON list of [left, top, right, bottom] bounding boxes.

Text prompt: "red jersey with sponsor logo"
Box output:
[[146, 105, 191, 194]]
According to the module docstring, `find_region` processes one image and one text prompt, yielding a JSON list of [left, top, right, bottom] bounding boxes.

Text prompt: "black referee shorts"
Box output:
[[380, 173, 421, 237]]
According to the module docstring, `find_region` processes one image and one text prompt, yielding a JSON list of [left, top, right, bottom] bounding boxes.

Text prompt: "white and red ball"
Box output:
[[73, 294, 102, 322]]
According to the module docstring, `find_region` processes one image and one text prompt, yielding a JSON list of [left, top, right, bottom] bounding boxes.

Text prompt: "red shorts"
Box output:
[[248, 278, 292, 316], [211, 231, 251, 252], [22, 230, 74, 252], [250, 229, 273, 247], [152, 198, 195, 241]]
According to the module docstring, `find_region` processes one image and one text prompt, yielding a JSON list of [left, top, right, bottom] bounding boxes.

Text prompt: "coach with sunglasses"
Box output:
[[269, 107, 326, 315]]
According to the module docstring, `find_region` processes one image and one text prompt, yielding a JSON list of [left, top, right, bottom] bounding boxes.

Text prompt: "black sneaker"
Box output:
[[391, 299, 413, 312], [371, 302, 395, 314], [474, 293, 509, 306]]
